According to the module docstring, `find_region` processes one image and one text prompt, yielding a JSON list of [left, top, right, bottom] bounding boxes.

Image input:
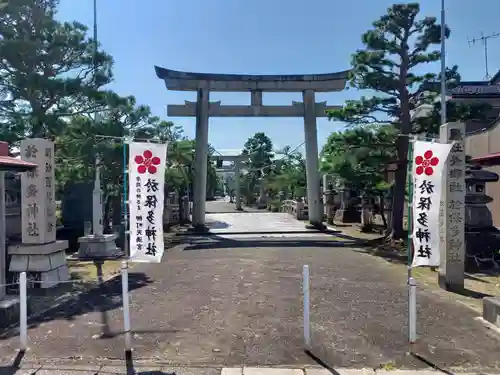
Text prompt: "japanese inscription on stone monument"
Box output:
[[444, 129, 466, 264], [20, 138, 56, 244]]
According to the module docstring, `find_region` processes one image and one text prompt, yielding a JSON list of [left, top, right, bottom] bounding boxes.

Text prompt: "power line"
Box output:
[[468, 31, 500, 80]]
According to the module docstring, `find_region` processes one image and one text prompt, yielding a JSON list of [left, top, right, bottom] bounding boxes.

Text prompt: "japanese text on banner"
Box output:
[[411, 141, 452, 267], [128, 142, 167, 263]]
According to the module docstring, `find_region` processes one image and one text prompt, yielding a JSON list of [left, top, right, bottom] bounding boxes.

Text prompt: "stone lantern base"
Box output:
[[77, 233, 122, 258], [334, 207, 360, 223], [8, 240, 70, 289]]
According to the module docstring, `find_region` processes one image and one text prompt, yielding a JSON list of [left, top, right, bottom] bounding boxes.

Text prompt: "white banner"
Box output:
[[128, 142, 167, 263], [411, 140, 452, 267]]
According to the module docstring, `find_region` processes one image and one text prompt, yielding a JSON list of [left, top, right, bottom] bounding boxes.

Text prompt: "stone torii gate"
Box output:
[[155, 67, 349, 231], [216, 154, 245, 211]]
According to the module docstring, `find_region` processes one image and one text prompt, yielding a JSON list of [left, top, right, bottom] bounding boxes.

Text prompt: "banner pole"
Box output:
[[407, 136, 414, 276], [406, 135, 415, 353], [123, 138, 129, 257]]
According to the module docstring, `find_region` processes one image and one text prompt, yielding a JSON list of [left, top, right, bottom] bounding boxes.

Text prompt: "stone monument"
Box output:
[[8, 139, 69, 288], [324, 185, 335, 226], [439, 122, 466, 292], [155, 67, 349, 230], [77, 156, 121, 258], [334, 182, 360, 223]]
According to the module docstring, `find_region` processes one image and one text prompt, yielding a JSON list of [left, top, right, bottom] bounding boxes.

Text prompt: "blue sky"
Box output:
[[57, 0, 500, 154]]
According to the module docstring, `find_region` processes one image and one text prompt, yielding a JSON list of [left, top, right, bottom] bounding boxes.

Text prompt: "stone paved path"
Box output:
[[205, 199, 261, 214], [204, 199, 328, 239], [1, 206, 500, 371], [205, 212, 325, 238], [1, 239, 499, 371]]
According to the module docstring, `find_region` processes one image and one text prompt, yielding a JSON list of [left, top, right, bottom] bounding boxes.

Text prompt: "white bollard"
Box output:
[[408, 277, 417, 345], [19, 271, 28, 351], [303, 265, 311, 347], [121, 261, 132, 356]]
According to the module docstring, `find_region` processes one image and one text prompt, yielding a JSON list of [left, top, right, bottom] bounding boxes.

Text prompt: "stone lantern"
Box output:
[[334, 181, 360, 223], [464, 164, 500, 269], [278, 190, 285, 202], [360, 192, 373, 230], [324, 184, 335, 225], [383, 185, 394, 231]]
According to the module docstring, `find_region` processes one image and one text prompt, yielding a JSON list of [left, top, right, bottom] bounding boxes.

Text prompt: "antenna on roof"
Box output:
[[468, 31, 500, 80]]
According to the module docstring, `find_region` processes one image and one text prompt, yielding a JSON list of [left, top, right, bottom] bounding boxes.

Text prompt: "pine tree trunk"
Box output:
[[389, 136, 409, 239], [378, 194, 388, 230]]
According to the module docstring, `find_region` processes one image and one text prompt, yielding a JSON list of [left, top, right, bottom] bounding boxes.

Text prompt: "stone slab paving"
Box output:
[[205, 212, 327, 238], [205, 200, 262, 214]]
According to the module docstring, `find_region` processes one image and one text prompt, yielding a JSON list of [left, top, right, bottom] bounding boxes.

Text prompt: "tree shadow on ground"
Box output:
[[454, 288, 493, 299], [306, 344, 455, 374], [352, 247, 407, 264], [0, 351, 24, 375], [182, 233, 360, 251], [204, 220, 230, 229], [0, 272, 153, 340], [125, 356, 174, 375], [471, 268, 500, 277], [351, 247, 499, 288]]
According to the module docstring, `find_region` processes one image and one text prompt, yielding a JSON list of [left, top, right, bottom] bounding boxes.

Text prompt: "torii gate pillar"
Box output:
[[192, 89, 210, 229], [303, 90, 323, 227]]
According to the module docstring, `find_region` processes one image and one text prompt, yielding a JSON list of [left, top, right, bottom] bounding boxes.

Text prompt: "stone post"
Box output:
[[192, 89, 210, 230], [181, 196, 189, 222], [439, 122, 466, 292], [384, 186, 394, 235], [296, 200, 305, 220], [228, 174, 234, 203], [163, 204, 171, 227], [360, 194, 373, 231], [303, 89, 323, 228], [92, 155, 103, 236], [324, 188, 334, 226], [339, 188, 348, 210], [76, 154, 120, 257], [322, 174, 328, 217], [258, 180, 266, 208], [234, 161, 242, 211], [9, 138, 69, 288]]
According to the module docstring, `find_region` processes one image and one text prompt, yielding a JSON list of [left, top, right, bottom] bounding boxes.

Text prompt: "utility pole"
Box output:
[[468, 31, 500, 80], [440, 0, 447, 125]]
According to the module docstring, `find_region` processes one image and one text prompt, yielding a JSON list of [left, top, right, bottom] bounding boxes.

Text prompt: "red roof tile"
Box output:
[[0, 156, 37, 171]]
